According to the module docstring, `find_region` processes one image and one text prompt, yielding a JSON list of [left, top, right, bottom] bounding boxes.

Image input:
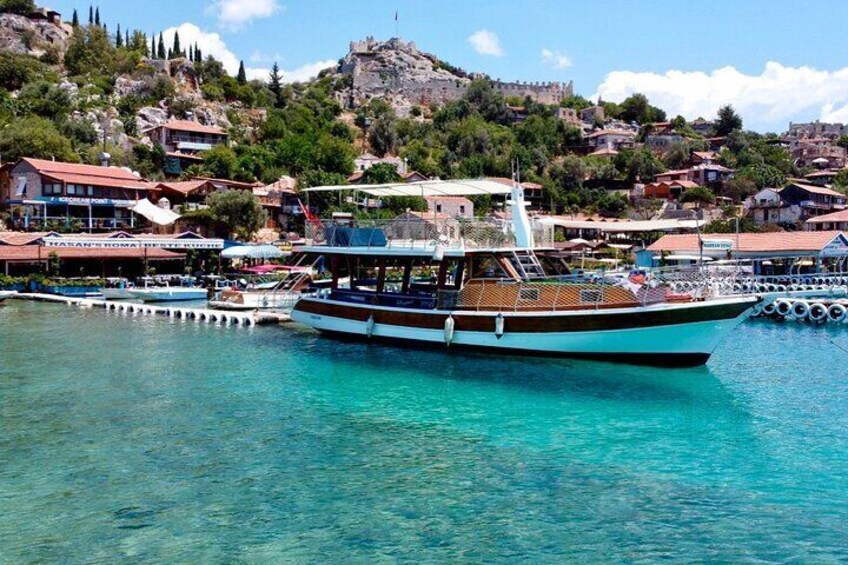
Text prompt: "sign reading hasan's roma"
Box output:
[[41, 237, 224, 250]]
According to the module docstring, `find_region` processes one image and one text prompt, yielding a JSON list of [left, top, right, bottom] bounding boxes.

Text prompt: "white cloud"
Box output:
[[208, 0, 281, 29], [595, 61, 848, 132], [467, 29, 504, 57], [541, 48, 572, 70], [163, 23, 333, 84]]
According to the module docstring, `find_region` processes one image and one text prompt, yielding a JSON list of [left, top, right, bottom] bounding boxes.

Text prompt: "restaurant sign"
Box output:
[[701, 239, 733, 251], [821, 234, 848, 257], [42, 237, 224, 250]]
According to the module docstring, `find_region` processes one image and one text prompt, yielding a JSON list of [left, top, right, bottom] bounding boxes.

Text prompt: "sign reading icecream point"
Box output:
[[701, 239, 734, 251]]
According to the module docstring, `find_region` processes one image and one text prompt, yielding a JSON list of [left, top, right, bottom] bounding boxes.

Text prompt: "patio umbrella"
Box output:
[[220, 244, 285, 260]]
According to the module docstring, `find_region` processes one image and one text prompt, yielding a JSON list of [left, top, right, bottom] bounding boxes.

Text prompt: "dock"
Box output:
[[9, 293, 291, 326]]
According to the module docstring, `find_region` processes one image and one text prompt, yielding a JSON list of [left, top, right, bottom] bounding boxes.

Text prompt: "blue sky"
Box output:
[[48, 0, 848, 132]]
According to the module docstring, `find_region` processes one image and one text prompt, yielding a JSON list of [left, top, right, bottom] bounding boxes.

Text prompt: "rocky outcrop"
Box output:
[[136, 106, 168, 134], [0, 13, 71, 58], [336, 36, 573, 110]]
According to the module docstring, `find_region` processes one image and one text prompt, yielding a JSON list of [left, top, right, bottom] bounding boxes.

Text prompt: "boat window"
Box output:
[[579, 289, 603, 303], [519, 288, 540, 301]]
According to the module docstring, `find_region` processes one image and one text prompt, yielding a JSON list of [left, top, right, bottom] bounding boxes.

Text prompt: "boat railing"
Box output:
[[305, 217, 553, 250]]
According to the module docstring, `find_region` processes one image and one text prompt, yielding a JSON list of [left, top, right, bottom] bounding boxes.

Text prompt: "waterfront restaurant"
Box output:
[[0, 231, 223, 277], [646, 231, 848, 274], [2, 158, 153, 230]]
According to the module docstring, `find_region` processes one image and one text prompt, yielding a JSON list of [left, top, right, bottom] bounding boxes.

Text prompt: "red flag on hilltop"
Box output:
[[298, 198, 322, 228]]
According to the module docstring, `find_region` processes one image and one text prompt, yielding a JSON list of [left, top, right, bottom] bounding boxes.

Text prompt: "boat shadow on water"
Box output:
[[280, 324, 723, 404]]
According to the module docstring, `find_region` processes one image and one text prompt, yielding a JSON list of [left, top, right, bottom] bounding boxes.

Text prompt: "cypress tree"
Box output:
[[188, 44, 193, 62], [268, 62, 283, 107], [167, 48, 172, 60], [116, 24, 122, 47], [72, 9, 79, 27], [237, 60, 247, 85], [194, 43, 201, 63], [94, 7, 100, 26], [172, 31, 181, 58], [157, 32, 166, 60], [150, 34, 156, 59], [125, 29, 130, 48], [88, 5, 93, 24]]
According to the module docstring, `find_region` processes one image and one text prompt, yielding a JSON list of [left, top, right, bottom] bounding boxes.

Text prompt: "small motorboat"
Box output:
[[127, 276, 207, 302], [100, 278, 135, 300]]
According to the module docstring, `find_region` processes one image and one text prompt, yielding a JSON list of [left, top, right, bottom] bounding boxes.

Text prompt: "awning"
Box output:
[[538, 217, 704, 233], [221, 245, 286, 259], [132, 198, 181, 226], [303, 179, 513, 197]]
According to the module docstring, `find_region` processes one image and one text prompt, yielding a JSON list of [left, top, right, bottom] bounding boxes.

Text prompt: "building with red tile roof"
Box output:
[[647, 230, 848, 259], [145, 120, 229, 176], [2, 158, 155, 231]]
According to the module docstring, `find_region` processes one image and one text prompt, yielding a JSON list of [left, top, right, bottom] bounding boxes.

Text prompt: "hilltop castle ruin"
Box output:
[[337, 37, 573, 108]]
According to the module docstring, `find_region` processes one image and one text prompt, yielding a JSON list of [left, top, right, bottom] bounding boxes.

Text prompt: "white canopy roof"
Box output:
[[303, 179, 513, 197], [221, 245, 286, 259], [132, 198, 181, 226], [538, 217, 703, 233]]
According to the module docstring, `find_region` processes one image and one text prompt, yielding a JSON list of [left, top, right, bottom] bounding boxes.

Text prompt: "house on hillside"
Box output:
[[353, 153, 407, 175], [424, 196, 473, 218], [743, 188, 802, 226], [145, 120, 229, 175], [805, 209, 848, 231], [586, 130, 635, 150], [579, 106, 605, 124], [643, 180, 699, 200], [779, 182, 846, 217], [2, 158, 152, 230]]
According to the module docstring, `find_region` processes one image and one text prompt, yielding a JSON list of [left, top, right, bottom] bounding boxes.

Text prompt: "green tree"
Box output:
[[199, 145, 238, 179], [368, 117, 397, 157], [619, 93, 666, 125], [71, 8, 79, 26], [680, 185, 715, 208], [172, 30, 181, 58], [237, 60, 247, 85], [88, 5, 93, 24], [115, 23, 122, 47], [0, 116, 77, 162], [94, 6, 100, 26], [715, 105, 743, 136], [17, 81, 72, 120], [268, 62, 283, 108], [157, 32, 165, 60], [206, 190, 267, 240], [362, 162, 401, 184], [0, 0, 35, 15], [735, 163, 785, 189]]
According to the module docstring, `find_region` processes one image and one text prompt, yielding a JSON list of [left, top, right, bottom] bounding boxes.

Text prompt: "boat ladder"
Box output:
[[511, 250, 546, 279]]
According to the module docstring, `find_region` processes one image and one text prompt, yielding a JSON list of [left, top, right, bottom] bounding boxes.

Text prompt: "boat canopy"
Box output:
[[303, 179, 512, 197]]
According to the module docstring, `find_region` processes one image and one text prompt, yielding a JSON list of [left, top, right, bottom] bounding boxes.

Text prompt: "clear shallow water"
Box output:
[[1, 302, 847, 563]]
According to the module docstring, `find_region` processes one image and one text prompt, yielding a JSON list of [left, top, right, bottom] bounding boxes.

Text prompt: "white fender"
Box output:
[[495, 313, 505, 339], [444, 315, 455, 346], [365, 314, 375, 337], [791, 300, 809, 320], [775, 299, 792, 317], [762, 302, 777, 316], [827, 303, 847, 323], [809, 302, 827, 323]]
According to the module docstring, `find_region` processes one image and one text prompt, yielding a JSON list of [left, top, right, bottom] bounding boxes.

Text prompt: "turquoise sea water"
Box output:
[[1, 302, 847, 563]]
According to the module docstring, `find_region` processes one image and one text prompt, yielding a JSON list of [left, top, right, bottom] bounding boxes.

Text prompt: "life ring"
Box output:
[[791, 300, 810, 320], [775, 299, 792, 317], [732, 283, 741, 293], [766, 283, 777, 292], [827, 303, 847, 323], [809, 302, 827, 323]]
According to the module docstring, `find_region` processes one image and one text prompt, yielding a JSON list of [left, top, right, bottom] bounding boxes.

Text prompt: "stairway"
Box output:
[[511, 250, 546, 279]]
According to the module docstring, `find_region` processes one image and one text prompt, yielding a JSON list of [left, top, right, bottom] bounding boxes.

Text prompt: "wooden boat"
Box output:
[[290, 181, 760, 367]]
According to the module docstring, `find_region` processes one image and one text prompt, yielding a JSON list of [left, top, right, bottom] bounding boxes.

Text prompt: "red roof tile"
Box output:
[[160, 120, 226, 136], [648, 231, 844, 253], [805, 210, 848, 224], [21, 158, 150, 189], [0, 246, 183, 261]]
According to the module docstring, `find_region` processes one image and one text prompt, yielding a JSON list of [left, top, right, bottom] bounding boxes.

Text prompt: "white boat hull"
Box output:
[[0, 290, 17, 302], [127, 288, 208, 302], [209, 291, 301, 311], [101, 288, 134, 300], [291, 296, 759, 366]]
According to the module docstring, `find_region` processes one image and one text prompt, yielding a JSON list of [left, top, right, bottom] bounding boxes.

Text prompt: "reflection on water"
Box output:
[[0, 302, 846, 562]]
